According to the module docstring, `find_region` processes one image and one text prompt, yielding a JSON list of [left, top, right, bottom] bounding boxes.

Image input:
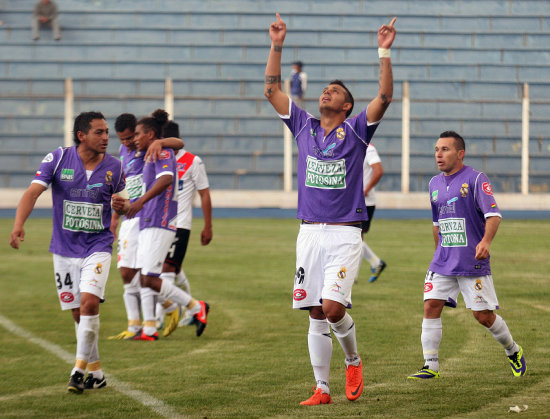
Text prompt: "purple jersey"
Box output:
[[429, 165, 501, 276], [119, 144, 145, 204], [280, 100, 379, 222], [33, 146, 125, 258], [139, 147, 177, 231]]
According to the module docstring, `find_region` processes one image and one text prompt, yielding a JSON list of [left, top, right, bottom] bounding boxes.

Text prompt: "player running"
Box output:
[[264, 13, 396, 405], [10, 111, 129, 393], [408, 131, 526, 379]]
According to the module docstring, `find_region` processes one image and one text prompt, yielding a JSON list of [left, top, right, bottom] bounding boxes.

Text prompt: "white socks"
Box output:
[[140, 287, 158, 335], [75, 314, 99, 369], [421, 318, 442, 371], [487, 314, 519, 356], [123, 272, 141, 333], [175, 269, 191, 295], [308, 317, 332, 394], [361, 241, 380, 268], [159, 277, 192, 308], [329, 312, 360, 366]]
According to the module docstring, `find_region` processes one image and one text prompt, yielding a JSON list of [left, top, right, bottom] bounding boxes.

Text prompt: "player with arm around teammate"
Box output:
[[10, 111, 129, 393], [264, 13, 396, 405], [126, 110, 209, 341], [408, 131, 526, 379], [108, 113, 184, 340]]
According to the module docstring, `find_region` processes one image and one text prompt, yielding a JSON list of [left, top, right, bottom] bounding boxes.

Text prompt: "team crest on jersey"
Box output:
[[95, 263, 103, 275], [474, 279, 483, 291], [105, 171, 113, 185], [432, 190, 438, 202], [310, 128, 317, 137], [482, 182, 493, 195], [42, 153, 54, 163], [336, 127, 345, 140], [337, 267, 347, 280], [460, 183, 469, 197]]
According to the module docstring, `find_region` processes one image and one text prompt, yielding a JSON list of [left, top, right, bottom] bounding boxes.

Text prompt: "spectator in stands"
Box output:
[[289, 61, 307, 108], [32, 0, 61, 41]]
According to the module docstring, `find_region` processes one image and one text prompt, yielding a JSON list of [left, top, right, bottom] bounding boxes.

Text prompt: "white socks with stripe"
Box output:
[[308, 317, 332, 394], [74, 314, 99, 373], [421, 318, 442, 371]]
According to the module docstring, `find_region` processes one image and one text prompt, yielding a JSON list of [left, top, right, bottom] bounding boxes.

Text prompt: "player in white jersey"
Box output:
[[158, 121, 213, 337], [360, 144, 386, 282]]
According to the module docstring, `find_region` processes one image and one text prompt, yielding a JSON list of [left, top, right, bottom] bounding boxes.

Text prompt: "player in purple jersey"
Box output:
[[125, 109, 209, 341], [108, 113, 184, 340], [264, 13, 396, 405], [10, 111, 129, 393], [408, 131, 526, 380]]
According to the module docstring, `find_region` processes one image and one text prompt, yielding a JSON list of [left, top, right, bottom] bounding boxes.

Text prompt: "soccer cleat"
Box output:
[[67, 371, 84, 393], [508, 346, 526, 377], [300, 387, 332, 406], [107, 329, 140, 340], [194, 301, 210, 337], [408, 366, 440, 379], [178, 310, 195, 327], [163, 306, 181, 338], [369, 260, 387, 283], [345, 360, 364, 401], [132, 330, 159, 341], [84, 374, 107, 390]]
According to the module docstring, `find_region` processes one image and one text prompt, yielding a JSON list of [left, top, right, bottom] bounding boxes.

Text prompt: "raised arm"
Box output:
[[264, 13, 290, 115], [145, 137, 184, 163], [367, 17, 397, 123]]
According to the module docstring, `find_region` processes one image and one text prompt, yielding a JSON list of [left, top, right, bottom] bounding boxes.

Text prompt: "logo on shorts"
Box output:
[[460, 183, 469, 198], [105, 171, 113, 185], [474, 295, 488, 304], [61, 168, 74, 181], [482, 182, 493, 195], [424, 283, 433, 293], [95, 263, 103, 275], [330, 282, 344, 295], [294, 267, 305, 284], [60, 292, 74, 303], [293, 289, 307, 301], [475, 279, 483, 291], [337, 267, 347, 280]]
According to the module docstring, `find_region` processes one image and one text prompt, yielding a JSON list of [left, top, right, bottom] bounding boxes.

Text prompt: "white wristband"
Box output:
[[378, 48, 391, 59]]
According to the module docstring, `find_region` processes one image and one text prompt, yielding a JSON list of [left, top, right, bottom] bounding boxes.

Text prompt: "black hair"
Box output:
[[115, 113, 137, 133], [162, 120, 180, 138], [73, 111, 105, 145], [329, 79, 354, 117], [137, 109, 169, 139], [439, 130, 466, 152]]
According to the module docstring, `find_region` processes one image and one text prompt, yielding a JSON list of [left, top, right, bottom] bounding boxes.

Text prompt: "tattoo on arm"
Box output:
[[265, 75, 281, 85], [266, 88, 273, 97], [273, 45, 282, 52]]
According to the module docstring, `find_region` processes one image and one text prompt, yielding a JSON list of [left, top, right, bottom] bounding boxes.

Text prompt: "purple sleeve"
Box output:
[[32, 148, 63, 187], [347, 107, 379, 145], [280, 100, 310, 138], [115, 160, 126, 194], [475, 173, 501, 216], [155, 148, 176, 178]]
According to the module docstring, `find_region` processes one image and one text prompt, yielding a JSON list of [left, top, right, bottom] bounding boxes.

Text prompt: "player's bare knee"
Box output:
[[423, 299, 445, 318], [473, 310, 495, 327]]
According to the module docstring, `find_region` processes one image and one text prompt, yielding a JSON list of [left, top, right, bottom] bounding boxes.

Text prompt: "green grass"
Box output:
[[1, 218, 549, 418]]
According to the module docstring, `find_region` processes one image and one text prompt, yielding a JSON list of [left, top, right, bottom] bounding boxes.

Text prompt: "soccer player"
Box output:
[[126, 109, 209, 341], [408, 131, 526, 379], [264, 13, 396, 405], [10, 111, 129, 393], [108, 113, 184, 340], [360, 143, 386, 283], [157, 120, 213, 337]]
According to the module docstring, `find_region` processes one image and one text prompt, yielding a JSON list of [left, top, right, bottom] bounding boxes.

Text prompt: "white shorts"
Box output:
[[117, 217, 140, 269], [423, 271, 500, 311], [137, 227, 176, 276], [52, 252, 112, 311], [293, 223, 362, 310]]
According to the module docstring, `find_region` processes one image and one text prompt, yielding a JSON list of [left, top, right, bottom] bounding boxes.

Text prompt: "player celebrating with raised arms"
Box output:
[[10, 111, 129, 393], [408, 131, 526, 379], [126, 109, 209, 341], [264, 13, 396, 405]]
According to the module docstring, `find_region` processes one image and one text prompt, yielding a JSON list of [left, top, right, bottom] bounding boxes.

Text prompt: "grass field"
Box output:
[[0, 217, 549, 418]]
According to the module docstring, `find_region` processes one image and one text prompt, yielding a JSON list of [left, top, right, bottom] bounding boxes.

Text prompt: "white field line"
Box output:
[[0, 313, 184, 419]]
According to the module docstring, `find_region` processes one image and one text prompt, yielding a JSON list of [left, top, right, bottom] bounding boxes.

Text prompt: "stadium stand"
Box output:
[[1, 0, 550, 192]]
